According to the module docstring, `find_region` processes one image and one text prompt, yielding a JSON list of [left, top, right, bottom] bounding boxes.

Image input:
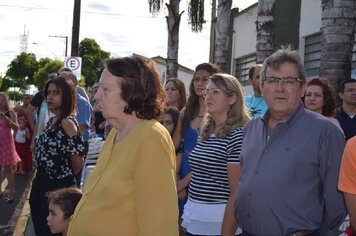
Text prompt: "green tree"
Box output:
[[0, 75, 11, 92], [5, 52, 39, 89], [79, 38, 110, 87], [33, 58, 63, 90]]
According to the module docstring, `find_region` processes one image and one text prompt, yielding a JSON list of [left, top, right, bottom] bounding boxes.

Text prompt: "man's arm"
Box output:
[[339, 137, 356, 234], [319, 125, 347, 235]]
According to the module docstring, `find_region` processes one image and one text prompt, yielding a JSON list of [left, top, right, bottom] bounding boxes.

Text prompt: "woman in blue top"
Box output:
[[173, 62, 221, 235], [29, 76, 84, 236]]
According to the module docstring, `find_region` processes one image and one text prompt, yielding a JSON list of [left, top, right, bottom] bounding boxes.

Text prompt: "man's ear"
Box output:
[[338, 92, 344, 100], [248, 78, 253, 86], [260, 81, 264, 96], [300, 83, 307, 98]]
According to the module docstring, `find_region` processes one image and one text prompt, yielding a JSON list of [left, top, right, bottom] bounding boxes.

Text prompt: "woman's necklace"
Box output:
[[196, 113, 205, 118]]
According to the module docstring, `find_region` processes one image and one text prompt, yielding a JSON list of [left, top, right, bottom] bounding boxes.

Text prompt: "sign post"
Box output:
[[64, 56, 82, 81]]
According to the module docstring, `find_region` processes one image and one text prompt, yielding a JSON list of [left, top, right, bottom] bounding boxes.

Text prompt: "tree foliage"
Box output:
[[5, 52, 39, 89], [79, 38, 110, 87], [33, 59, 63, 90]]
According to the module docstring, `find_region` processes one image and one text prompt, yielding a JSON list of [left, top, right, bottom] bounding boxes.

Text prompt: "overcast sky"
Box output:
[[0, 0, 257, 76]]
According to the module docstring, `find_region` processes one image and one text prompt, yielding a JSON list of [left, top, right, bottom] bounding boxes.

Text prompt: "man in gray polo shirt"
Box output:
[[235, 48, 346, 236]]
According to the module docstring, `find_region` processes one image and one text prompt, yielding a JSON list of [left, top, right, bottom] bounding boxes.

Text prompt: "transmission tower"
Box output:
[[20, 25, 29, 53]]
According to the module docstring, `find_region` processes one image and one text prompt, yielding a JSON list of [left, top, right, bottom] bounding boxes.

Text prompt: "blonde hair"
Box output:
[[0, 92, 10, 111], [200, 73, 250, 141]]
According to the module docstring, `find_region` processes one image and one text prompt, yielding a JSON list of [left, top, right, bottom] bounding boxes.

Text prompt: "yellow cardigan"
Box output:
[[67, 120, 179, 236]]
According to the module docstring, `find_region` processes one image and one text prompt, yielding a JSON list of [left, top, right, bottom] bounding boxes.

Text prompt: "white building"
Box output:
[[228, 0, 356, 90], [134, 54, 194, 95]]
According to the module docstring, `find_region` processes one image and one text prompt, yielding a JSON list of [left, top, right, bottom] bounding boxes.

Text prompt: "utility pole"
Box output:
[[71, 0, 81, 56], [49, 35, 68, 57]]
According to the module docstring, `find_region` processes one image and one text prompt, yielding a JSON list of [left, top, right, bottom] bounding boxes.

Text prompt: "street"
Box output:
[[0, 171, 33, 236]]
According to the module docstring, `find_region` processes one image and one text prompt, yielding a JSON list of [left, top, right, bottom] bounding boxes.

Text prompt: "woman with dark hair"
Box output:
[[162, 106, 181, 136], [172, 62, 221, 235], [165, 78, 187, 111], [68, 56, 178, 236], [303, 77, 343, 132], [29, 77, 85, 236]]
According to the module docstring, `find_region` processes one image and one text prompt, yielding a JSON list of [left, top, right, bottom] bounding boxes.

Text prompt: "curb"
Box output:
[[11, 172, 34, 236]]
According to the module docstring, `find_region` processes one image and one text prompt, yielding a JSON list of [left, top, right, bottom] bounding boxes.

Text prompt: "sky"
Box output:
[[0, 0, 257, 76]]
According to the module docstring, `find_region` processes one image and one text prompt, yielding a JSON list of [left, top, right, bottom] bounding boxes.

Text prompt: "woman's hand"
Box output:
[[178, 188, 187, 201]]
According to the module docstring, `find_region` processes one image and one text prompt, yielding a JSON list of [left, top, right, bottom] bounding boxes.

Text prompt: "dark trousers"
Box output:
[[187, 233, 219, 236], [187, 233, 242, 236], [242, 230, 319, 236], [75, 140, 89, 188], [29, 171, 76, 236]]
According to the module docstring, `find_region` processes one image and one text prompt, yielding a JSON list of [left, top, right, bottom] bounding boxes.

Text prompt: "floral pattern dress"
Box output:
[[34, 116, 85, 179]]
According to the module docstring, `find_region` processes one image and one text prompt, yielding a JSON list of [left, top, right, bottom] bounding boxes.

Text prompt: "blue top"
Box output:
[[244, 94, 268, 118], [76, 94, 93, 141], [180, 125, 199, 179], [235, 103, 346, 235]]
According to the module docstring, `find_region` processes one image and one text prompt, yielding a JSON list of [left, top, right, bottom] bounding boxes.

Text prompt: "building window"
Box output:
[[234, 53, 256, 86], [304, 32, 356, 78], [304, 33, 321, 78]]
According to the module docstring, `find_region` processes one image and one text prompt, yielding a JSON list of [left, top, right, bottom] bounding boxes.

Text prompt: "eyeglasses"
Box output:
[[203, 88, 223, 97], [263, 76, 302, 86], [343, 88, 356, 93]]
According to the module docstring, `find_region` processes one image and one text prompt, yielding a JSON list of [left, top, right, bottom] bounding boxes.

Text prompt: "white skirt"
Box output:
[[182, 198, 242, 235]]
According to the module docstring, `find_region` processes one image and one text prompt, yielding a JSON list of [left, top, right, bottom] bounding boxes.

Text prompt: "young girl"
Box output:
[[0, 92, 20, 203], [47, 187, 82, 236], [162, 106, 180, 136], [14, 118, 31, 174], [29, 76, 85, 236]]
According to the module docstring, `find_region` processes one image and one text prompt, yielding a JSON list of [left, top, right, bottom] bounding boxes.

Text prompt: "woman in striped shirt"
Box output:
[[181, 73, 250, 236]]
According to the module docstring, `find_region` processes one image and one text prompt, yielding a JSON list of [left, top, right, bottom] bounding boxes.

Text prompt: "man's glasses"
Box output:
[[263, 76, 302, 86], [343, 88, 356, 93]]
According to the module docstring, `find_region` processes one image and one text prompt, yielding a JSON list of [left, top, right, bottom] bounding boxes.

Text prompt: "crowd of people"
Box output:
[[0, 48, 355, 236]]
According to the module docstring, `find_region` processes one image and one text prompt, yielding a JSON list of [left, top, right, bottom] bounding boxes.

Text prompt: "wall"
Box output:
[[232, 4, 258, 62], [299, 0, 322, 59]]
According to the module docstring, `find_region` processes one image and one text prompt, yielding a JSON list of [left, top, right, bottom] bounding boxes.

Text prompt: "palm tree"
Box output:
[[213, 0, 233, 72], [256, 0, 275, 64], [319, 0, 356, 90], [149, 0, 182, 79], [149, 0, 235, 74]]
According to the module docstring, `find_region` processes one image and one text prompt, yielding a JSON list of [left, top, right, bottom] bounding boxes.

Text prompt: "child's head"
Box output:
[[46, 187, 82, 235], [162, 106, 180, 136], [18, 118, 26, 129]]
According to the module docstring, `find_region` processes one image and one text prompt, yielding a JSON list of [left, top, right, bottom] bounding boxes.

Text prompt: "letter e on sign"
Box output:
[[64, 56, 82, 80]]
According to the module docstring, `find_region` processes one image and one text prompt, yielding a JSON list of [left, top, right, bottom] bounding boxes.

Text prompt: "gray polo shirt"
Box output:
[[235, 103, 346, 236]]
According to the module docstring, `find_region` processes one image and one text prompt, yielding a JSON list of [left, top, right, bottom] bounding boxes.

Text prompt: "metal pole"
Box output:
[[65, 36, 68, 57], [71, 0, 81, 56], [49, 35, 69, 58]]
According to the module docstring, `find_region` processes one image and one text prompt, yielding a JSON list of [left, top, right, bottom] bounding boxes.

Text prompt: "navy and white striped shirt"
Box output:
[[188, 127, 244, 203]]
